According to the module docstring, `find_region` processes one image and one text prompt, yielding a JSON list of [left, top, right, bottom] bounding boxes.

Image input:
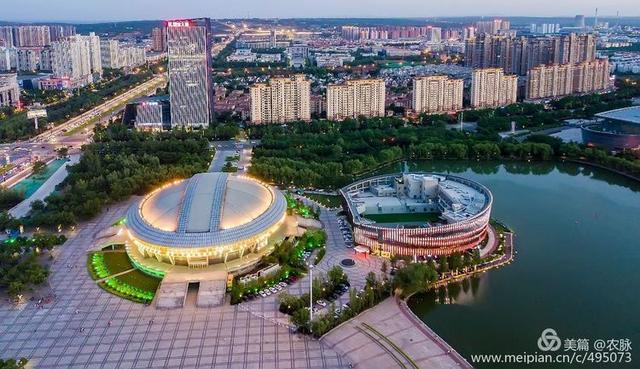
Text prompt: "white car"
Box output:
[[316, 300, 327, 307]]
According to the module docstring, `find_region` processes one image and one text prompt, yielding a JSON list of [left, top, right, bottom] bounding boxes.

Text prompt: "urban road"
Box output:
[[0, 74, 167, 170], [0, 74, 166, 198]]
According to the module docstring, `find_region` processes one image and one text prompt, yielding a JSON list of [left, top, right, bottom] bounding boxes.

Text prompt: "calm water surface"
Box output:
[[390, 161, 640, 369]]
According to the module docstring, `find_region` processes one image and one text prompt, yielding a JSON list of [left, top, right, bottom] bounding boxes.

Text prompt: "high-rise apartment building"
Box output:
[[13, 26, 51, 47], [470, 68, 518, 108], [40, 47, 52, 71], [426, 27, 442, 42], [526, 64, 574, 100], [119, 46, 146, 68], [0, 27, 14, 48], [413, 76, 464, 114], [475, 19, 510, 34], [326, 79, 386, 121], [465, 33, 597, 76], [526, 60, 610, 100], [250, 75, 311, 124], [530, 23, 560, 34], [340, 25, 437, 41], [85, 33, 102, 76], [572, 59, 610, 94], [0, 73, 20, 107], [49, 25, 76, 42], [100, 40, 120, 69], [101, 39, 146, 69], [166, 18, 214, 128], [51, 33, 102, 87], [0, 47, 14, 71], [151, 27, 167, 52], [16, 48, 42, 71]]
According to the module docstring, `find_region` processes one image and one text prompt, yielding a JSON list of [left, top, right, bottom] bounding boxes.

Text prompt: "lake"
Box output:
[[393, 161, 640, 369]]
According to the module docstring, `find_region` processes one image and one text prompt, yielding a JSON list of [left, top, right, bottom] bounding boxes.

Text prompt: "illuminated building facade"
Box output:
[[167, 18, 214, 128], [341, 173, 493, 257], [125, 173, 293, 274]]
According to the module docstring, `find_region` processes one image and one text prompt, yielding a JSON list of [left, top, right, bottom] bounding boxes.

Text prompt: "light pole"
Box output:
[[308, 263, 314, 331]]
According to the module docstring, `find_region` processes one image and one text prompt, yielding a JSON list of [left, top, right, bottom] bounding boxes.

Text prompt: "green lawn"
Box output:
[[88, 250, 162, 303], [364, 212, 441, 223], [304, 193, 343, 208], [102, 252, 135, 274], [115, 269, 162, 293]]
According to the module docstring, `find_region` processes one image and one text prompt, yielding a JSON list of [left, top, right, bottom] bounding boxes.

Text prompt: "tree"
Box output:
[[32, 160, 46, 175], [392, 263, 438, 297], [7, 281, 24, 297], [380, 260, 388, 280], [56, 147, 69, 159], [449, 253, 463, 271], [0, 189, 24, 211], [365, 272, 379, 290], [327, 266, 346, 288], [291, 307, 310, 329], [0, 358, 29, 369], [439, 256, 449, 274]]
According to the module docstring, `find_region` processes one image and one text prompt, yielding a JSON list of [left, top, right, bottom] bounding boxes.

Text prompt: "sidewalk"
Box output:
[[9, 154, 80, 219], [322, 297, 472, 369]]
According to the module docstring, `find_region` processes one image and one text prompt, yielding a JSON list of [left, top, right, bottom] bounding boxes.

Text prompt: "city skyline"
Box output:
[[2, 0, 640, 23]]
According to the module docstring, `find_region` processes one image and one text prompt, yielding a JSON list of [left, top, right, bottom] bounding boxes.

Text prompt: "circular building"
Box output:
[[125, 172, 291, 274], [584, 106, 640, 150], [341, 173, 492, 257]]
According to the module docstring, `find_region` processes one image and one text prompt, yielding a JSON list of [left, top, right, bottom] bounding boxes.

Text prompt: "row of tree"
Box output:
[[0, 67, 154, 142], [247, 118, 564, 188], [25, 124, 212, 227]]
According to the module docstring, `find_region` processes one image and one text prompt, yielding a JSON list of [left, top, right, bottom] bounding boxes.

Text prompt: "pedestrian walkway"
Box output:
[[9, 154, 80, 219], [322, 298, 472, 369]]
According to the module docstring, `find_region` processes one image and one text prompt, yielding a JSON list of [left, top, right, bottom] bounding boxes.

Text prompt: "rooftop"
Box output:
[[127, 172, 287, 248], [595, 106, 640, 124]]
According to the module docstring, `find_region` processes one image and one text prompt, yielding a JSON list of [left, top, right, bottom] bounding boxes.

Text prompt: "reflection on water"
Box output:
[[412, 275, 485, 310], [382, 160, 640, 369]]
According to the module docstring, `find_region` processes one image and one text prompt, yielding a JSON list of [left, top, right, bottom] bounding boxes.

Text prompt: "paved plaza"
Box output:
[[0, 197, 387, 369]]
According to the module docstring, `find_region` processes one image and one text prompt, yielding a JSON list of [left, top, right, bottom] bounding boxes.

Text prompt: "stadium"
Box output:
[[582, 106, 640, 150], [124, 172, 293, 275], [340, 173, 493, 257]]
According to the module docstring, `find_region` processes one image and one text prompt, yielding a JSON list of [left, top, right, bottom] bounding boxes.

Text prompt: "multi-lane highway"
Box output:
[[31, 74, 167, 146], [0, 74, 167, 188]]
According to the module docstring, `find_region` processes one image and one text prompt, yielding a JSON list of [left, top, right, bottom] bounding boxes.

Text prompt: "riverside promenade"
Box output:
[[322, 297, 472, 369]]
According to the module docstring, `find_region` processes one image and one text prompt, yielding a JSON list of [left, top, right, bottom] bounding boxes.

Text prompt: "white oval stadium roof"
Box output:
[[126, 172, 287, 248]]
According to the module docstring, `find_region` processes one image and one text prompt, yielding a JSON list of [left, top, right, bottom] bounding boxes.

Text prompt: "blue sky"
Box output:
[[3, 0, 638, 22]]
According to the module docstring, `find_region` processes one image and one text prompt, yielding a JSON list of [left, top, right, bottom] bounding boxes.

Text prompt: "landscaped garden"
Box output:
[[279, 267, 391, 338], [302, 193, 343, 209], [285, 192, 320, 219], [0, 234, 67, 297], [87, 247, 161, 304], [229, 229, 327, 304]]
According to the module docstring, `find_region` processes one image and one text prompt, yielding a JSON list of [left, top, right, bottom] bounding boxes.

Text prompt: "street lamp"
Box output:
[[307, 263, 314, 331]]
